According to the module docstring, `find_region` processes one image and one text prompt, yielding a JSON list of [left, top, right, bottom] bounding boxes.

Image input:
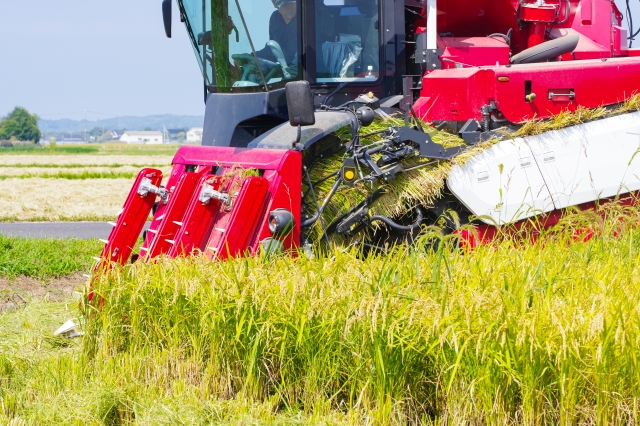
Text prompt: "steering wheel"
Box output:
[[232, 53, 280, 85]]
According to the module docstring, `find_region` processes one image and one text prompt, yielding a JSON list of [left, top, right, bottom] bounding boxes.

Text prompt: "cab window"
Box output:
[[315, 0, 380, 83], [179, 0, 302, 92]]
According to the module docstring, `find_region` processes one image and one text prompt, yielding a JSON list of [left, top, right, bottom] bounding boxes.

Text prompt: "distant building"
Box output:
[[120, 131, 164, 144], [58, 133, 86, 144], [186, 127, 203, 143], [111, 129, 126, 140]]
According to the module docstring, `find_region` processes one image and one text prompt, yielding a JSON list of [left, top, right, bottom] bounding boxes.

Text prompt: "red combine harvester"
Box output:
[[100, 0, 640, 264]]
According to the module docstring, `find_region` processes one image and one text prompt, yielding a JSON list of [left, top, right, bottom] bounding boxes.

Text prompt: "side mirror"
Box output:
[[285, 81, 316, 127], [162, 0, 172, 38]]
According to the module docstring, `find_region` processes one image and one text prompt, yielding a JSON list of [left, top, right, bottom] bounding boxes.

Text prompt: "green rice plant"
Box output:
[[0, 236, 103, 279], [2, 208, 640, 423], [64, 206, 640, 424], [51, 146, 100, 154], [0, 143, 41, 152]]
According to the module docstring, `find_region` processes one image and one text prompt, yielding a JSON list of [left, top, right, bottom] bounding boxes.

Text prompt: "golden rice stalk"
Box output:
[[514, 106, 609, 137]]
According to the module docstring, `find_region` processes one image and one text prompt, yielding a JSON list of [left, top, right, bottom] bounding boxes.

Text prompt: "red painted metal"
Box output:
[[143, 169, 209, 259], [109, 146, 302, 264], [165, 173, 223, 257], [140, 163, 184, 252], [440, 37, 511, 69], [203, 176, 270, 260], [520, 4, 557, 23], [520, 3, 557, 49], [170, 146, 303, 256], [99, 168, 162, 265], [415, 56, 640, 124], [413, 0, 637, 124]]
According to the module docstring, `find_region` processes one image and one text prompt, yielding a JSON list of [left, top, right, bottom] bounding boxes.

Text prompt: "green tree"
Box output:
[[89, 127, 103, 138], [0, 107, 42, 143]]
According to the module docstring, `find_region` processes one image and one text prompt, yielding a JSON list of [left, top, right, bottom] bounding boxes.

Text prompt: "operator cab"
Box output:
[[173, 0, 399, 147]]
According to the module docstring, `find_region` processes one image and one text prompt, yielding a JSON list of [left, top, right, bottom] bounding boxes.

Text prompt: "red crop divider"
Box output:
[[109, 146, 302, 264], [140, 163, 184, 251], [99, 168, 162, 265], [204, 176, 270, 260], [142, 169, 210, 260], [170, 146, 302, 256], [166, 173, 225, 257]]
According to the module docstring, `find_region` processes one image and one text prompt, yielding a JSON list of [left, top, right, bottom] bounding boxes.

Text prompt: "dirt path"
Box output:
[[0, 274, 87, 312]]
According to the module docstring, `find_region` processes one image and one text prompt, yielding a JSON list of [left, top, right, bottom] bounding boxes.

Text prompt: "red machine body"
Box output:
[[413, 0, 637, 124], [99, 0, 640, 264]]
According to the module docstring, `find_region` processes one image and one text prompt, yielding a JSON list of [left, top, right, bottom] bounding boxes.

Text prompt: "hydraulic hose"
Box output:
[[558, 0, 570, 25], [369, 207, 424, 232], [301, 177, 342, 228]]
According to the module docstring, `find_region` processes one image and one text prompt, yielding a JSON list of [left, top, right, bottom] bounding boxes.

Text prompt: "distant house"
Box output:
[[59, 133, 86, 144], [120, 131, 164, 144], [186, 127, 203, 143], [111, 129, 126, 140]]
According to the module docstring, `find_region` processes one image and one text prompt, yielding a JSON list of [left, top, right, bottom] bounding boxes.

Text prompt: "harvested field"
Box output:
[[0, 165, 150, 177], [0, 149, 175, 221], [0, 178, 133, 221], [0, 154, 174, 166]]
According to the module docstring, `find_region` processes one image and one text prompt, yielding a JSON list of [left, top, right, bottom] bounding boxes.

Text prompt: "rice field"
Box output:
[[3, 108, 640, 423], [0, 145, 176, 221], [2, 207, 640, 424]]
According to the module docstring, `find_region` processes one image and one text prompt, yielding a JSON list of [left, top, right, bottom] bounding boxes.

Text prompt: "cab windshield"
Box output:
[[178, 0, 301, 92], [177, 0, 381, 92]]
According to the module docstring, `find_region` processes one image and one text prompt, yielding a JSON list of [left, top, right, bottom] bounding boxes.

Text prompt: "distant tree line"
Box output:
[[0, 107, 42, 143]]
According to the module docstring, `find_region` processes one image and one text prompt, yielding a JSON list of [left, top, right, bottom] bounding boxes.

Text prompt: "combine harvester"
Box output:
[[101, 0, 640, 264]]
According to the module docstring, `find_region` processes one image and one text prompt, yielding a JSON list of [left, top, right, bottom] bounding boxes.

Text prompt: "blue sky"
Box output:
[[0, 1, 203, 120], [0, 1, 638, 120]]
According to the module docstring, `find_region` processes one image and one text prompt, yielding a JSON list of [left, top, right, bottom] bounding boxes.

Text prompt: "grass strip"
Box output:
[[0, 143, 182, 156], [0, 236, 102, 280], [0, 171, 138, 180], [1, 146, 99, 154]]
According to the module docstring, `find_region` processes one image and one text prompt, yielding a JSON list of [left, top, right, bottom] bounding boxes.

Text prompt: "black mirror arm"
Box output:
[[322, 81, 351, 106], [293, 124, 302, 149], [162, 0, 172, 38]]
